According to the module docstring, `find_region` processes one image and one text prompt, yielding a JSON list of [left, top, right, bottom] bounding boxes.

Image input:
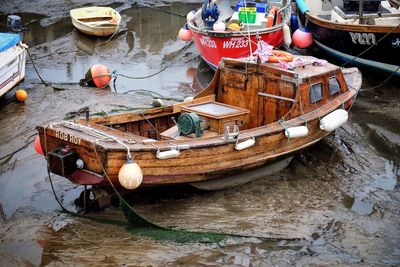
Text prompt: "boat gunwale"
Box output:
[[305, 12, 400, 33], [69, 7, 121, 31], [37, 83, 358, 153], [187, 0, 291, 37]]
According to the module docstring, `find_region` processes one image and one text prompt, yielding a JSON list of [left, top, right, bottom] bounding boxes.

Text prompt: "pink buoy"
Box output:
[[178, 25, 192, 42], [34, 136, 44, 156], [292, 28, 313, 48]]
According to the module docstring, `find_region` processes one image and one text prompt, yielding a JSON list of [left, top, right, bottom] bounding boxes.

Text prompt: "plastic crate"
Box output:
[[235, 1, 266, 13], [238, 7, 256, 23]]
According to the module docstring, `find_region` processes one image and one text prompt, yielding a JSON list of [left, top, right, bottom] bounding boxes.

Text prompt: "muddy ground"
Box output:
[[0, 1, 399, 266]]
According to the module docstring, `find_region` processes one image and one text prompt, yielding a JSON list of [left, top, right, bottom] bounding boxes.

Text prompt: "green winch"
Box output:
[[178, 112, 202, 138]]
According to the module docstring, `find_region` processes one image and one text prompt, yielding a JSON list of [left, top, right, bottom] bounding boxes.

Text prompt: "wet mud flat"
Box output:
[[1, 0, 400, 266]]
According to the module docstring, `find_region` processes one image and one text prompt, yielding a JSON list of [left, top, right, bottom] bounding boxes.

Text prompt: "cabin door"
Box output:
[[259, 78, 296, 125]]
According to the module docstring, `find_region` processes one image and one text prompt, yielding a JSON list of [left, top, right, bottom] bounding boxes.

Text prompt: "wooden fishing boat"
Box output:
[[296, 0, 400, 76], [0, 32, 27, 98], [186, 0, 292, 69], [36, 54, 361, 194], [70, 6, 121, 37]]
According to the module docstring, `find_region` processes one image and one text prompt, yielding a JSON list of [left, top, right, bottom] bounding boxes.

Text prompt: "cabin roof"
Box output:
[[221, 56, 340, 82]]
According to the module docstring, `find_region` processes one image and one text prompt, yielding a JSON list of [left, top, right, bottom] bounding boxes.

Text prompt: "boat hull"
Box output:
[[191, 30, 284, 70], [36, 57, 361, 191], [70, 7, 121, 37], [302, 13, 400, 75], [0, 44, 26, 98]]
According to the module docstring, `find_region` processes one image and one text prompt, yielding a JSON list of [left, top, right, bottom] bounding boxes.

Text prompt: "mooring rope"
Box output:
[[0, 133, 37, 163]]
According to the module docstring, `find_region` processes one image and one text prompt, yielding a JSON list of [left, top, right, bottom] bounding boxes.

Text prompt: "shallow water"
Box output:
[[0, 1, 399, 266]]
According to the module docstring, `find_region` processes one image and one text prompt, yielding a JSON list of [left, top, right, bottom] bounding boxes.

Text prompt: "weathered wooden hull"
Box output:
[[38, 116, 329, 188], [36, 56, 361, 190]]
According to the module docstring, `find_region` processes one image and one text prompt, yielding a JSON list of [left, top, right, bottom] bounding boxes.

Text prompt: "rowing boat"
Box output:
[[70, 6, 121, 37]]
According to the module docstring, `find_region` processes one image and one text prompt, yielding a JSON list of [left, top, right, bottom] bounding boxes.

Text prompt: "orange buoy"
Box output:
[[267, 6, 279, 27], [34, 136, 44, 155], [268, 50, 294, 63], [85, 64, 112, 88], [15, 89, 28, 102]]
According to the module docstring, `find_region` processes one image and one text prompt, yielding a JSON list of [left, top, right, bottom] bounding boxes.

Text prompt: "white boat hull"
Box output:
[[0, 43, 27, 98]]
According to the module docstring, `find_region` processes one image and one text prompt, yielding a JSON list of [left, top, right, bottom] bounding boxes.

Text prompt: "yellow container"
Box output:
[[238, 7, 256, 24]]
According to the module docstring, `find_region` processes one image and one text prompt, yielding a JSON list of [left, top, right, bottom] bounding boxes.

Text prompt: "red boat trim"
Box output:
[[0, 70, 20, 89]]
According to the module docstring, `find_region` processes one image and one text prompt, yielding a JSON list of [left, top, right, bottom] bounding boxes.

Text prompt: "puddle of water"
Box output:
[[341, 193, 374, 215], [370, 160, 398, 191]]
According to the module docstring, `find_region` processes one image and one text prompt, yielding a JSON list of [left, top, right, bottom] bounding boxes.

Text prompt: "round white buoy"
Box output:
[[118, 158, 143, 190]]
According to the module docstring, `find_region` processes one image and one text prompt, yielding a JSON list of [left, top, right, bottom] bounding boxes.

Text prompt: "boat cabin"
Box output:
[[81, 57, 350, 143]]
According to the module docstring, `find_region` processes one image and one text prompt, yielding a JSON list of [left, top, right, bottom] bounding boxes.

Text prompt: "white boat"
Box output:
[[70, 6, 121, 37], [0, 33, 27, 98]]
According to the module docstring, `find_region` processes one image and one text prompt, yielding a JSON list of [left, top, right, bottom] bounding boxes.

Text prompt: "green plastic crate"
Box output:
[[238, 7, 256, 24]]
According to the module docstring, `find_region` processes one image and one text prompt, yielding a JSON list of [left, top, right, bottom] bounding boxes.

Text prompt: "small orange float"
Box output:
[[268, 50, 294, 63], [15, 89, 28, 102]]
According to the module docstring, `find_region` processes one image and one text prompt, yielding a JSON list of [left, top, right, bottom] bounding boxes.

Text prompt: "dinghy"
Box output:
[[70, 6, 121, 37]]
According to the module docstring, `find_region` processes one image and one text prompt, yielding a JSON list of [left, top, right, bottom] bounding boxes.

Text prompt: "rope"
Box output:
[[92, 140, 164, 228], [139, 111, 162, 137], [114, 39, 194, 80], [0, 133, 37, 163], [27, 35, 196, 90], [28, 50, 80, 61], [243, 0, 254, 60], [141, 4, 186, 17], [341, 23, 400, 68], [359, 65, 400, 92], [121, 89, 184, 102]]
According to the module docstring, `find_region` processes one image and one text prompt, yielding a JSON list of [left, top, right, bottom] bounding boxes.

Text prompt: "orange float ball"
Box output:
[[15, 89, 28, 102], [85, 64, 112, 88], [34, 136, 44, 155]]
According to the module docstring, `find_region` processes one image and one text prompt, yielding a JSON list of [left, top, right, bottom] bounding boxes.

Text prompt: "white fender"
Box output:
[[235, 138, 255, 151], [283, 24, 292, 48], [156, 149, 180, 159], [320, 109, 348, 132], [285, 126, 308, 138]]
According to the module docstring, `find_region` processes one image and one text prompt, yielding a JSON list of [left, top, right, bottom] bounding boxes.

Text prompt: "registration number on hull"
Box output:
[[55, 131, 81, 145]]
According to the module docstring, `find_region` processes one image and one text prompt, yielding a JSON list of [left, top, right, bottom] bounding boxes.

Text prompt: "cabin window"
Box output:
[[328, 77, 341, 96], [310, 83, 323, 103]]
